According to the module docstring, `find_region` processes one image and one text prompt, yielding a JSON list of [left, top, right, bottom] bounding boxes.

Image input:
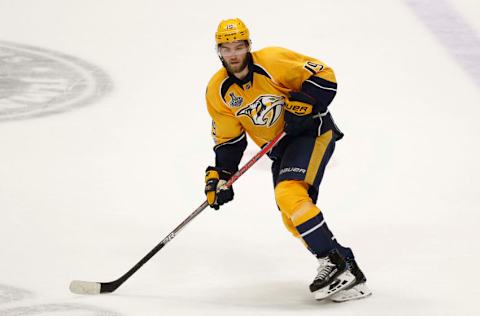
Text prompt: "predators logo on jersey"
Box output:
[[237, 95, 284, 127]]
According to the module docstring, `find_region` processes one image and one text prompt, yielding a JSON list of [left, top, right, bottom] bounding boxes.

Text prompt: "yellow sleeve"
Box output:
[[205, 83, 244, 146], [255, 47, 336, 90], [205, 74, 248, 172]]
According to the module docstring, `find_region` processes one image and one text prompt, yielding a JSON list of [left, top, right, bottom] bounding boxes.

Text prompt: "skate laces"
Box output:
[[315, 257, 336, 280]]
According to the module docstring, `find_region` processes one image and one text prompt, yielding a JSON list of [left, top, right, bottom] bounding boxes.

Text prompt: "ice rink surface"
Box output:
[[0, 0, 479, 315]]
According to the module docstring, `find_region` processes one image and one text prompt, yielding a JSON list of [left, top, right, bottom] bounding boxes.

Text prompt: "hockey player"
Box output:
[[203, 18, 371, 302]]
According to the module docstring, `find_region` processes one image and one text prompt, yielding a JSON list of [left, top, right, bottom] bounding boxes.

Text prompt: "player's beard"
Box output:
[[225, 56, 248, 75]]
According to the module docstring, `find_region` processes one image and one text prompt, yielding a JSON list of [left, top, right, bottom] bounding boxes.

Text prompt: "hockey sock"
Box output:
[[274, 180, 354, 259], [321, 222, 354, 259], [332, 237, 354, 260], [336, 245, 354, 260], [295, 212, 337, 258]]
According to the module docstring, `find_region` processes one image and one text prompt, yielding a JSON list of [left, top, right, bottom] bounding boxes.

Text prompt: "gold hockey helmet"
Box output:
[[215, 18, 250, 44]]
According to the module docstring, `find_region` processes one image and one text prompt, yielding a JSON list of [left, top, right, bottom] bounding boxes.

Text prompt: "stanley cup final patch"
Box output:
[[0, 41, 112, 121], [228, 92, 243, 107]]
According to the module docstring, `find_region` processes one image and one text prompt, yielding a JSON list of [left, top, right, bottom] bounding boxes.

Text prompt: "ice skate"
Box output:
[[309, 250, 355, 300], [329, 258, 372, 302]]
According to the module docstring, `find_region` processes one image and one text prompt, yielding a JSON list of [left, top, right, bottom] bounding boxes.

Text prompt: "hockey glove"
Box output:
[[284, 92, 318, 136], [204, 166, 234, 210]]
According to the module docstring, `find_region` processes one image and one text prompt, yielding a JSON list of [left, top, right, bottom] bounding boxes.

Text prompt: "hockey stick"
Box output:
[[69, 131, 286, 295]]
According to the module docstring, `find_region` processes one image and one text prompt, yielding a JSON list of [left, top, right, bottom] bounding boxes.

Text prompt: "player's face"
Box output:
[[218, 41, 249, 74]]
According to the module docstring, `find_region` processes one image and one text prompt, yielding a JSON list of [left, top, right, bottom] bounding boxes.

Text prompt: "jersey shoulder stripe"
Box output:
[[220, 77, 236, 102], [251, 63, 271, 79]]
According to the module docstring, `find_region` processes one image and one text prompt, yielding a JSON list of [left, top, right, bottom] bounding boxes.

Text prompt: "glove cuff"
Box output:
[[205, 166, 232, 181], [287, 91, 319, 115]]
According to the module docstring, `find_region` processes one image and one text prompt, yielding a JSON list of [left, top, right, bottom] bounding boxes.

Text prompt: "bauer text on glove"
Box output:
[[283, 92, 319, 136]]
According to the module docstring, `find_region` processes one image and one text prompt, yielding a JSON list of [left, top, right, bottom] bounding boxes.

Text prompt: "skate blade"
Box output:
[[313, 270, 355, 300], [330, 282, 372, 302]]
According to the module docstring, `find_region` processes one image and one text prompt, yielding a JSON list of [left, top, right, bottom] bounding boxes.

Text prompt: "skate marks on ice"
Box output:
[[0, 284, 33, 304], [404, 0, 480, 87], [123, 281, 328, 311], [0, 304, 121, 316], [202, 281, 321, 309], [0, 40, 112, 122], [0, 283, 122, 316]]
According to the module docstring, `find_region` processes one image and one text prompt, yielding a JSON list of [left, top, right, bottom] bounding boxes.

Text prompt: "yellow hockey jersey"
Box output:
[[206, 46, 337, 149]]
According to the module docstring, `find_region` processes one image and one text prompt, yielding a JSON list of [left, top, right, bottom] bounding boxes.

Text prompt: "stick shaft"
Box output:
[[99, 132, 286, 293]]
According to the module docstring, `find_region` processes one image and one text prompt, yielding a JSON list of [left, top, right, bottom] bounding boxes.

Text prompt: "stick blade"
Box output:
[[69, 280, 101, 295]]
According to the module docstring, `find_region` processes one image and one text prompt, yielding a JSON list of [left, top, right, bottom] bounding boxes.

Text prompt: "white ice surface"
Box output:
[[0, 0, 479, 315]]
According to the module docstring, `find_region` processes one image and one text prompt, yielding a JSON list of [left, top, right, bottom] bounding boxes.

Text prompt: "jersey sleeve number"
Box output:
[[304, 61, 324, 74]]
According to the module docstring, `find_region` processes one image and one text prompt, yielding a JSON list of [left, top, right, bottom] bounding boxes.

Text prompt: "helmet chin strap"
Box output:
[[216, 50, 225, 64], [216, 51, 228, 69], [220, 58, 227, 68]]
